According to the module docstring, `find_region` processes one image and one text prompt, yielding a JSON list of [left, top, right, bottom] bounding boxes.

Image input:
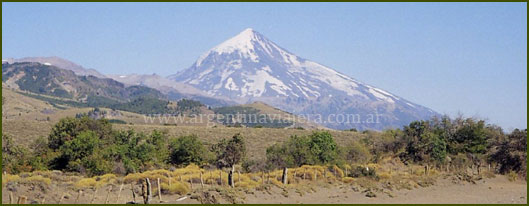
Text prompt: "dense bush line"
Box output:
[[2, 115, 526, 179]]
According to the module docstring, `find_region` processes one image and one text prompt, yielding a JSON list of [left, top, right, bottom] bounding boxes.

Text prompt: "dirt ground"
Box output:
[[2, 175, 526, 204], [242, 176, 527, 204]]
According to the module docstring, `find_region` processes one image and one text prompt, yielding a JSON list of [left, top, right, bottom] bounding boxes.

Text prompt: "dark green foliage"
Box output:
[[402, 121, 447, 163], [2, 62, 165, 102], [490, 129, 527, 175], [176, 99, 203, 114], [106, 130, 150, 173], [213, 106, 293, 128], [52, 88, 71, 98], [60, 131, 100, 162], [85, 96, 121, 108], [266, 132, 339, 169], [308, 131, 338, 164], [76, 107, 107, 119], [3, 62, 173, 115], [112, 97, 173, 114], [18, 91, 86, 108], [57, 130, 112, 175], [212, 133, 246, 169], [451, 119, 489, 154], [44, 117, 168, 176], [48, 116, 112, 150], [108, 119, 127, 124], [169, 135, 209, 166], [2, 134, 32, 173]]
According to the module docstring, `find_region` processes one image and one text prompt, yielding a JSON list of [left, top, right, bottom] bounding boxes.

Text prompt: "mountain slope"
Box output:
[[169, 28, 438, 130], [2, 56, 106, 78], [108, 73, 236, 107], [2, 62, 165, 103], [213, 101, 325, 129]]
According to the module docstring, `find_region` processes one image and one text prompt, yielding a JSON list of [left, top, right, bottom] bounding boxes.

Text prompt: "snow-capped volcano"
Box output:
[[169, 28, 438, 130]]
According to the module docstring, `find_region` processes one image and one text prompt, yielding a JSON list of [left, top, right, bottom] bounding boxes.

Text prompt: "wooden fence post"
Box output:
[[228, 170, 234, 188], [142, 178, 152, 204], [116, 183, 124, 204], [105, 185, 113, 204], [219, 170, 223, 186], [90, 188, 98, 204], [238, 171, 241, 185], [75, 190, 83, 204], [282, 167, 288, 184], [157, 178, 162, 203], [200, 172, 204, 188], [131, 183, 136, 203], [17, 196, 27, 204], [57, 194, 64, 204]]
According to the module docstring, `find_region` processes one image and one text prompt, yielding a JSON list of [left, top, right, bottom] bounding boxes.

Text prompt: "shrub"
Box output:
[[160, 182, 190, 195], [21, 175, 52, 185], [48, 116, 112, 150], [212, 133, 246, 170], [349, 165, 377, 179], [308, 131, 338, 164], [2, 134, 32, 173], [169, 135, 209, 166], [75, 177, 99, 188], [489, 129, 527, 175], [345, 141, 372, 164], [75, 174, 117, 188], [2, 174, 20, 186], [266, 132, 340, 169], [108, 119, 127, 124]]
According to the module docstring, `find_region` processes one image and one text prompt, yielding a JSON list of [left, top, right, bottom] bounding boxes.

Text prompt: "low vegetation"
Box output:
[[2, 113, 526, 203]]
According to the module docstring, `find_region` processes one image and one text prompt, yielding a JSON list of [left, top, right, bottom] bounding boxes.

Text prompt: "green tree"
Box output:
[[2, 134, 31, 173], [213, 133, 246, 170], [169, 135, 208, 166], [490, 129, 527, 174], [453, 119, 489, 154], [48, 116, 112, 150], [308, 131, 338, 164]]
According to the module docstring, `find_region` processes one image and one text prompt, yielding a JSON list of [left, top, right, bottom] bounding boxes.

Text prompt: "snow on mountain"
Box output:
[[169, 28, 438, 130]]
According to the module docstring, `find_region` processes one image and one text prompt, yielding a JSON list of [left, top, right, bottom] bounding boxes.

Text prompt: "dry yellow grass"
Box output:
[[2, 86, 367, 156], [20, 175, 52, 185], [2, 174, 20, 186], [75, 174, 118, 189], [160, 181, 190, 195]]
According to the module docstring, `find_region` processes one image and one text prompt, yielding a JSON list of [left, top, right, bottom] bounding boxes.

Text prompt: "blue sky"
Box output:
[[2, 2, 527, 130]]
